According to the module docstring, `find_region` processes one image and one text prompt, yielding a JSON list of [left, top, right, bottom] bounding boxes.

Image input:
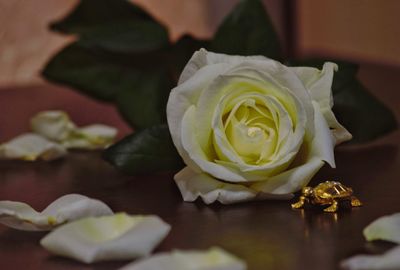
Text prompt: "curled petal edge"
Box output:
[[291, 63, 352, 144], [363, 213, 400, 244], [0, 194, 113, 231], [174, 166, 292, 205], [340, 246, 400, 270]]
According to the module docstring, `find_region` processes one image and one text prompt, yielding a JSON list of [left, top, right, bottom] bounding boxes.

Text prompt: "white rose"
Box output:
[[167, 49, 352, 204]]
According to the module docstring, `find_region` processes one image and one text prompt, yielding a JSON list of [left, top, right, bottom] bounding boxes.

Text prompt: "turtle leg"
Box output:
[[351, 196, 362, 207], [291, 196, 307, 209], [324, 200, 339, 212]]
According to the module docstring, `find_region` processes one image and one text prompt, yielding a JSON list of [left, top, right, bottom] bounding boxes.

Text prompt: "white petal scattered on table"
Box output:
[[63, 124, 118, 149], [30, 110, 118, 150], [0, 133, 66, 161], [340, 246, 400, 270], [0, 194, 113, 231], [31, 111, 76, 142], [363, 213, 400, 244], [41, 213, 171, 263], [119, 247, 246, 270]]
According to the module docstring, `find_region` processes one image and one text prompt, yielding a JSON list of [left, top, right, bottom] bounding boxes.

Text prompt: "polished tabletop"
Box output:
[[0, 83, 399, 270]]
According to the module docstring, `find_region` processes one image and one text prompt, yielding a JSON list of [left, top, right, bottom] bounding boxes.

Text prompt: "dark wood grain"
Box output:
[[0, 82, 399, 270]]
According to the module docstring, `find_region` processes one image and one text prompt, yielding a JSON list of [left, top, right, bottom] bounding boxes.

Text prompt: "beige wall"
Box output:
[[0, 0, 76, 87], [296, 0, 400, 66]]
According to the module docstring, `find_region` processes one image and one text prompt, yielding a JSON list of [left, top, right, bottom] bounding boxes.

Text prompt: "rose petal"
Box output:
[[31, 110, 117, 150], [63, 124, 117, 149], [181, 103, 301, 183], [119, 247, 246, 270], [320, 107, 353, 145], [340, 246, 400, 270], [0, 133, 66, 161], [181, 106, 248, 182], [175, 166, 292, 204], [170, 49, 312, 174], [250, 157, 324, 194], [168, 63, 232, 172], [291, 63, 337, 109], [363, 213, 400, 244], [77, 124, 117, 143], [194, 63, 310, 166], [310, 101, 335, 167], [169, 50, 316, 181], [341, 213, 400, 269], [40, 213, 171, 263], [0, 194, 113, 231], [31, 111, 76, 142], [176, 71, 329, 195], [250, 100, 335, 194], [291, 63, 352, 144], [224, 61, 315, 134], [178, 48, 266, 85], [212, 92, 299, 173]]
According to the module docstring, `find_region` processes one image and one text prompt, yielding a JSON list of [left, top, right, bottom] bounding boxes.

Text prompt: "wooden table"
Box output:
[[0, 83, 399, 270]]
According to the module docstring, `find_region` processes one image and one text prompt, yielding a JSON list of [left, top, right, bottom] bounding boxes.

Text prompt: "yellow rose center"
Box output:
[[223, 98, 277, 165], [247, 126, 262, 137]]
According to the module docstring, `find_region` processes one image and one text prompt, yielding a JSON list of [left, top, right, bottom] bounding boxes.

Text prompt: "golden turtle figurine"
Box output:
[[291, 181, 362, 212]]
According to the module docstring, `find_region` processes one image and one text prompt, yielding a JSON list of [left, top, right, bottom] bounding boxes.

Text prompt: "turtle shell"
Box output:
[[314, 181, 353, 199]]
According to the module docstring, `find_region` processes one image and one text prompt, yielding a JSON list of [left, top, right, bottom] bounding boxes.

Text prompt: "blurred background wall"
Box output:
[[296, 0, 400, 66], [0, 0, 75, 87], [0, 0, 399, 88]]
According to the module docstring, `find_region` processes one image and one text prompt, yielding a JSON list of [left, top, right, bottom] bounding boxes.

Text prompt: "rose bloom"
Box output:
[[167, 49, 351, 204]]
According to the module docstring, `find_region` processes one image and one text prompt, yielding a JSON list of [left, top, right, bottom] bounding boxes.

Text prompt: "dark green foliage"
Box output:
[[333, 79, 397, 143], [211, 0, 282, 60], [43, 43, 133, 101], [51, 0, 150, 34], [103, 125, 183, 174], [116, 71, 172, 129]]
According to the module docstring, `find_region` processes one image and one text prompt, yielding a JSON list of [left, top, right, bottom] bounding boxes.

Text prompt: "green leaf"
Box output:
[[77, 21, 169, 54], [43, 43, 128, 101], [51, 0, 169, 54], [116, 70, 172, 129], [333, 79, 397, 143], [168, 35, 210, 81], [103, 125, 183, 174], [210, 0, 282, 59], [43, 43, 172, 129], [289, 59, 397, 143]]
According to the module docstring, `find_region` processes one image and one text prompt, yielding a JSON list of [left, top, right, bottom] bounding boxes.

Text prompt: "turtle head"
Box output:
[[302, 186, 313, 198]]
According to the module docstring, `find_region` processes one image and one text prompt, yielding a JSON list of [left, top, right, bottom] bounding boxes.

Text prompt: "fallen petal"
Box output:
[[41, 213, 171, 263], [341, 246, 400, 270], [0, 194, 113, 231], [63, 124, 118, 149], [0, 133, 66, 161], [119, 247, 246, 270], [364, 213, 400, 244], [31, 111, 76, 142], [31, 110, 117, 150]]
